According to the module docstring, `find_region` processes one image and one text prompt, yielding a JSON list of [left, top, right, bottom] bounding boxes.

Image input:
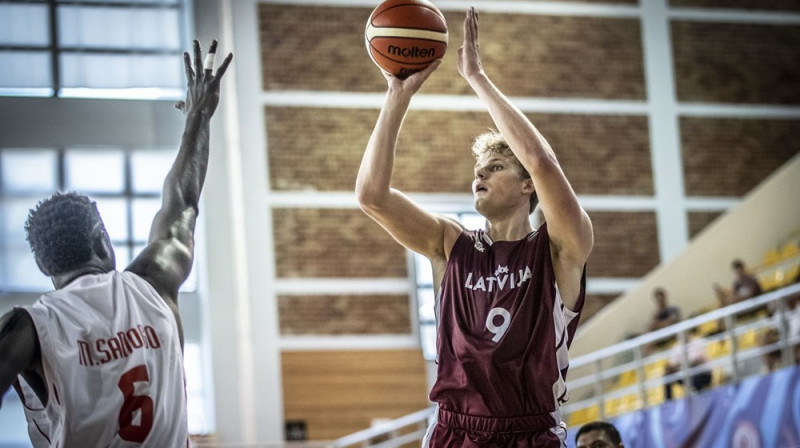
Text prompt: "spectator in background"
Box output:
[[663, 326, 712, 400], [714, 259, 763, 304], [760, 294, 800, 372], [575, 421, 624, 448], [649, 288, 681, 331]]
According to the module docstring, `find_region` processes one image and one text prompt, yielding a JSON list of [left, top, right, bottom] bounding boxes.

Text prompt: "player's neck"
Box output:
[[484, 218, 533, 242], [51, 262, 113, 289]]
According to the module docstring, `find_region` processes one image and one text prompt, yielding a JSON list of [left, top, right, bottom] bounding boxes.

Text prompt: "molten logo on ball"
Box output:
[[387, 45, 436, 58], [365, 0, 448, 78]]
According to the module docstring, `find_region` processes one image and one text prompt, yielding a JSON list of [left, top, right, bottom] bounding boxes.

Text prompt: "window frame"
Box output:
[[0, 145, 198, 295], [0, 0, 187, 99]]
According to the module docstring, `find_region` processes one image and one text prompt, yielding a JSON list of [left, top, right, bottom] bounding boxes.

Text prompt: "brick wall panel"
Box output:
[[688, 211, 725, 239], [272, 208, 407, 278], [279, 294, 411, 335], [260, 5, 645, 99], [681, 117, 800, 196], [587, 212, 660, 277], [672, 21, 800, 104], [267, 107, 652, 195], [528, 114, 652, 195]]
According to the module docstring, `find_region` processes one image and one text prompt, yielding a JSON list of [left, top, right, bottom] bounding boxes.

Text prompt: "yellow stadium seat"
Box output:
[[567, 405, 599, 427], [738, 330, 758, 349], [707, 340, 730, 359], [781, 241, 800, 260], [762, 248, 782, 267], [648, 387, 665, 406], [621, 394, 641, 413], [758, 269, 783, 291], [603, 398, 619, 417], [783, 263, 800, 286], [618, 370, 638, 387], [699, 319, 721, 336], [645, 359, 668, 380]]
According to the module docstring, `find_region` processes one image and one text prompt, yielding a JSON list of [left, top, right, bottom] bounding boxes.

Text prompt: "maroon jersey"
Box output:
[[429, 223, 585, 426]]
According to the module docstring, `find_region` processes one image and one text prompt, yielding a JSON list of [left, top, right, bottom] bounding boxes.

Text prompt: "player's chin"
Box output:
[[474, 197, 488, 214]]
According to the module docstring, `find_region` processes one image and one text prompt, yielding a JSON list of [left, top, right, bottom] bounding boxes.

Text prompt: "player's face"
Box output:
[[576, 430, 619, 448], [472, 154, 529, 216]]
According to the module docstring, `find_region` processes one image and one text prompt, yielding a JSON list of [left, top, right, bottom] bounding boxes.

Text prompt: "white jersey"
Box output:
[[19, 271, 189, 448]]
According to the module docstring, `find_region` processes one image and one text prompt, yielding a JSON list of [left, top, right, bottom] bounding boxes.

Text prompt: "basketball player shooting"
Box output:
[[356, 7, 593, 447], [0, 40, 231, 446]]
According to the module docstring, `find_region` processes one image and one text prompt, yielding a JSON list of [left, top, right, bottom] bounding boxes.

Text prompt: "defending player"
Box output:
[[0, 40, 232, 447], [356, 8, 593, 447]]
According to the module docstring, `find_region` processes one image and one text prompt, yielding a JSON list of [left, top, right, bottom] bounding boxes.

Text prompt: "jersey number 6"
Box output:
[[486, 307, 511, 342], [117, 364, 154, 442]]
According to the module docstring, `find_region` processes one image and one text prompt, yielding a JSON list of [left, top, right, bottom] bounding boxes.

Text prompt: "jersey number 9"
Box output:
[[486, 307, 511, 342]]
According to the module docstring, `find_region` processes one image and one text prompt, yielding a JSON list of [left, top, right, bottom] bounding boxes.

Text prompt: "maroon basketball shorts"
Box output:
[[425, 407, 566, 448]]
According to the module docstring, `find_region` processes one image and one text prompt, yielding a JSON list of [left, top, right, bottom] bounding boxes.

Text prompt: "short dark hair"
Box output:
[[732, 259, 745, 270], [576, 421, 622, 445], [25, 192, 99, 276]]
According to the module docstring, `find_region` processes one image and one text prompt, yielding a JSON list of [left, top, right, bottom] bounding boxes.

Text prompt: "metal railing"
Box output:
[[562, 282, 800, 424], [329, 407, 434, 448]]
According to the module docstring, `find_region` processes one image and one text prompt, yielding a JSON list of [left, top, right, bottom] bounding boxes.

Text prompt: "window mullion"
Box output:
[[47, 0, 60, 98]]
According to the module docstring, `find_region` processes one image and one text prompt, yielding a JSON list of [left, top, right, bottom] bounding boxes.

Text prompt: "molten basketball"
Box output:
[[365, 0, 448, 79]]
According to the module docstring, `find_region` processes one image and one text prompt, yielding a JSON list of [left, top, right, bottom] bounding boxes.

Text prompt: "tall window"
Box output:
[[0, 0, 186, 99], [0, 146, 196, 293]]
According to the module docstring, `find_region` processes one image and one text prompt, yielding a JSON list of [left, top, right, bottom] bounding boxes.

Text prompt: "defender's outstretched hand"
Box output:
[[458, 7, 485, 81], [175, 40, 233, 116]]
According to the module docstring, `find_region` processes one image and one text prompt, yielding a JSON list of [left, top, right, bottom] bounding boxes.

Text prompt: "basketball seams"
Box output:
[[365, 26, 448, 44], [371, 36, 448, 45], [372, 2, 443, 19], [369, 46, 441, 67]]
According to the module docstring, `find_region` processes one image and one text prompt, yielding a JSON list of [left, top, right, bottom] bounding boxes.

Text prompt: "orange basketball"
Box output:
[[365, 0, 448, 79]]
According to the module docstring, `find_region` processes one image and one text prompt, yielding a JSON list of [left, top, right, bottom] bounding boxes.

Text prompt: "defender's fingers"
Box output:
[[174, 101, 186, 111], [183, 52, 193, 82], [204, 40, 219, 73], [212, 53, 234, 80], [192, 40, 203, 76]]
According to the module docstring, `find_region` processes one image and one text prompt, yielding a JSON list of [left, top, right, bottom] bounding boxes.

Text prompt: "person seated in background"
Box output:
[[760, 293, 800, 372], [645, 288, 682, 353], [714, 259, 763, 304], [663, 326, 712, 400], [575, 421, 625, 448], [649, 288, 681, 331]]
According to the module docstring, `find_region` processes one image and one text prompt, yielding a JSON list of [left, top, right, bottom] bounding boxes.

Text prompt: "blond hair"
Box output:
[[471, 130, 538, 213]]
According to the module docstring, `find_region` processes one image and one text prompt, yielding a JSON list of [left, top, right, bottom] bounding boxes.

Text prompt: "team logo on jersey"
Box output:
[[464, 264, 532, 292], [474, 240, 485, 252]]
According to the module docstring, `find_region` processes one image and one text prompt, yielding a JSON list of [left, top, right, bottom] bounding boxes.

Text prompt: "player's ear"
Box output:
[[521, 177, 534, 194], [91, 226, 112, 259]]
